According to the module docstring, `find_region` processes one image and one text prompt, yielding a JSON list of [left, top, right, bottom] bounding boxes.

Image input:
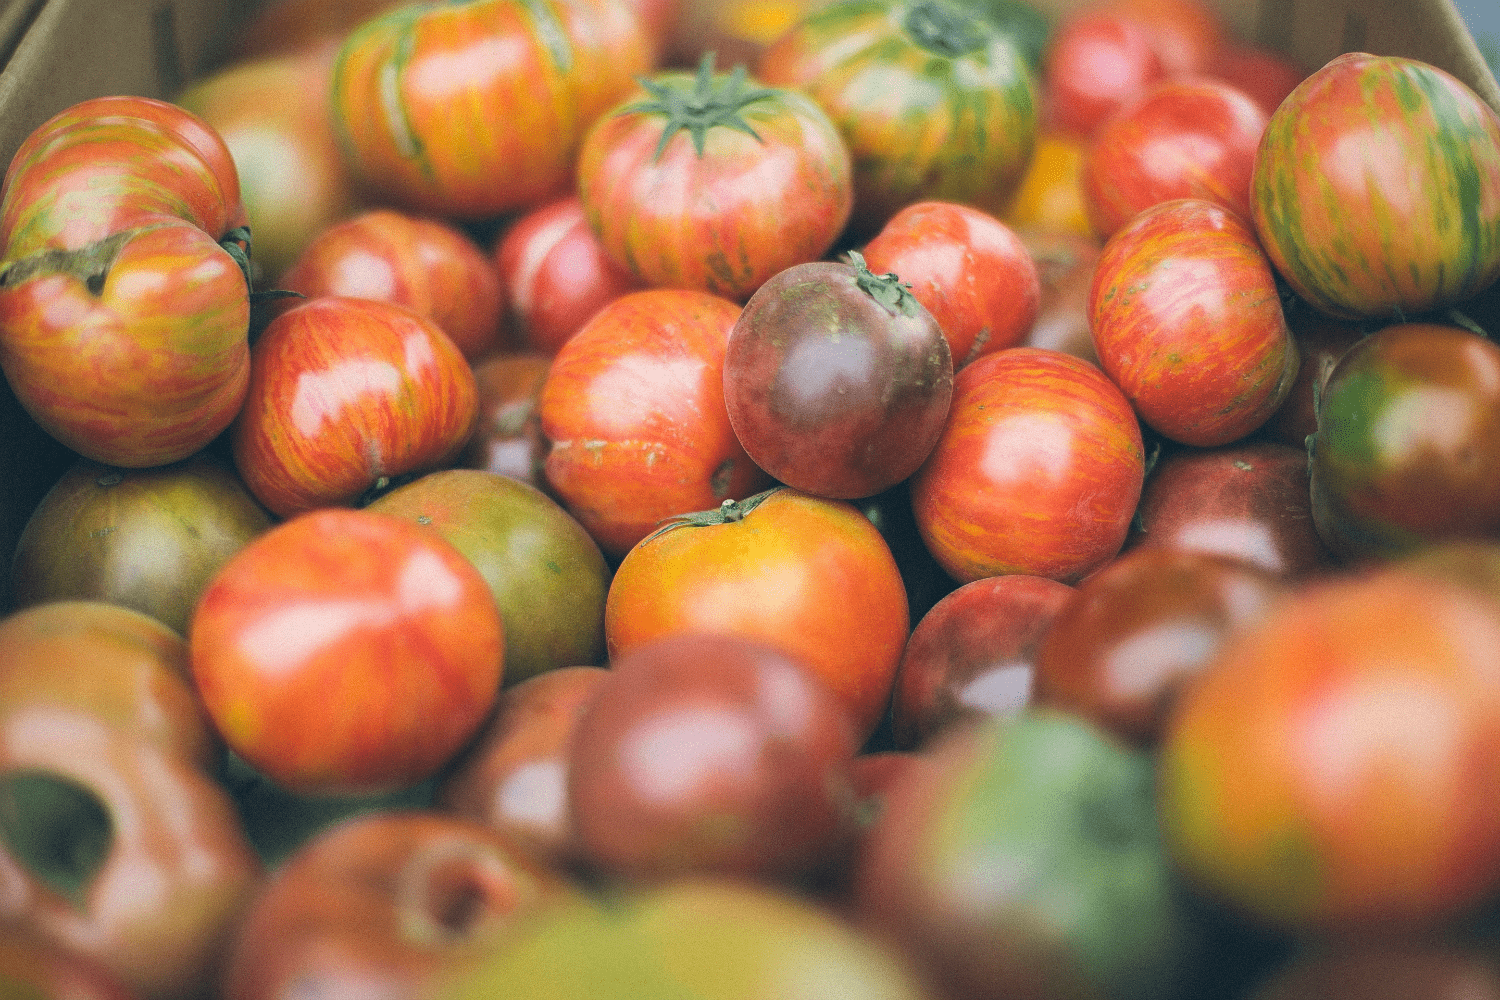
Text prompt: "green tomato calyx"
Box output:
[[641, 487, 782, 543], [622, 52, 779, 161], [904, 0, 988, 59], [848, 250, 920, 318]]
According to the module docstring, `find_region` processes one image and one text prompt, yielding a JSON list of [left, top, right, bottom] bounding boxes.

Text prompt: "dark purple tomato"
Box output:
[[1035, 546, 1287, 746], [566, 633, 862, 886], [1125, 440, 1336, 579], [1309, 322, 1500, 562], [892, 574, 1074, 749], [723, 254, 954, 499]]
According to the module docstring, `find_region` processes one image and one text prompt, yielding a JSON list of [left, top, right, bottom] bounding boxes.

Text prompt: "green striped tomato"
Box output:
[[1250, 52, 1500, 321], [757, 0, 1039, 236]]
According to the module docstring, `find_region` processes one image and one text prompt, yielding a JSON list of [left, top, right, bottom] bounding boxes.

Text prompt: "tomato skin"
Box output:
[[1308, 322, 1500, 562], [538, 288, 769, 558], [1088, 199, 1298, 447], [1081, 78, 1268, 240], [576, 63, 853, 302], [1157, 567, 1500, 932], [1041, 10, 1165, 140], [604, 488, 910, 742], [1002, 133, 1093, 239], [758, 0, 1039, 235], [860, 200, 1041, 368], [1250, 52, 1500, 321], [330, 0, 651, 218], [190, 507, 505, 797], [911, 347, 1145, 584], [230, 296, 479, 519]]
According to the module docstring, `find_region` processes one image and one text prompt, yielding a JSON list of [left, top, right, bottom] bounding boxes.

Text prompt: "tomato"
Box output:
[[860, 200, 1041, 368], [494, 196, 642, 356], [603, 487, 910, 742], [1210, 43, 1306, 117], [722, 254, 953, 500], [576, 54, 852, 302], [458, 351, 552, 489], [911, 346, 1145, 584], [1041, 10, 1165, 140], [329, 0, 652, 218], [1002, 133, 1094, 239], [1019, 228, 1101, 364], [1260, 310, 1364, 449], [1088, 198, 1298, 447], [1080, 77, 1268, 240], [230, 296, 479, 519], [190, 507, 505, 797], [278, 208, 506, 360], [1308, 322, 1500, 562], [758, 0, 1039, 235], [1103, 0, 1227, 78], [1157, 566, 1500, 932], [1250, 52, 1500, 321], [538, 288, 769, 558]]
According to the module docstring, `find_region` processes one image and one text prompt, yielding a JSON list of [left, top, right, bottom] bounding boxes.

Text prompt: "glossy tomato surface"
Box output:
[[576, 55, 853, 302], [1308, 322, 1500, 562], [230, 296, 478, 519], [604, 487, 910, 742], [723, 256, 953, 500], [1041, 9, 1165, 140], [189, 507, 504, 797], [1089, 198, 1298, 446], [1250, 52, 1500, 320], [911, 346, 1145, 584]]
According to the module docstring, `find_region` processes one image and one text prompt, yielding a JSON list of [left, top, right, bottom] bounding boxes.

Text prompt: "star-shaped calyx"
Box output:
[[621, 52, 779, 161]]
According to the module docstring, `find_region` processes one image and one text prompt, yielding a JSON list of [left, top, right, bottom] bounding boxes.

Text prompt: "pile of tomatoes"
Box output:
[[2, 0, 1500, 997]]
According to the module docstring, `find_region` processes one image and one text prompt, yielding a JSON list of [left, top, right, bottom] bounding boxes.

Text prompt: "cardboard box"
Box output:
[[0, 0, 1496, 612]]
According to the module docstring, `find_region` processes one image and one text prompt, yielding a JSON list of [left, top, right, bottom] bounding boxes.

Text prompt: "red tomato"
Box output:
[[494, 196, 642, 356], [604, 487, 910, 742], [1210, 43, 1305, 117], [1041, 10, 1165, 140], [910, 346, 1145, 584], [1158, 566, 1500, 932], [230, 296, 479, 519], [1104, 0, 1228, 78], [190, 507, 504, 797], [458, 351, 552, 489], [537, 288, 770, 558], [860, 200, 1041, 368], [279, 208, 506, 360], [576, 55, 852, 301], [329, 0, 652, 218], [1088, 198, 1298, 447], [1251, 52, 1500, 321], [1081, 77, 1268, 239]]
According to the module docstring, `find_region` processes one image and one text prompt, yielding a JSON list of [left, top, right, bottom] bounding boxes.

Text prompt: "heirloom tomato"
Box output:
[[458, 351, 552, 489], [860, 200, 1041, 368], [1308, 322, 1500, 563], [604, 487, 910, 743], [911, 347, 1145, 584], [190, 507, 504, 797], [1103, 0, 1227, 78], [1158, 566, 1500, 932], [576, 54, 852, 302], [1081, 78, 1268, 240], [1089, 199, 1298, 447], [1250, 52, 1500, 321], [538, 288, 768, 558], [758, 0, 1039, 235], [1002, 133, 1093, 239], [1210, 43, 1305, 117], [1041, 10, 1165, 140], [330, 0, 652, 218], [723, 253, 953, 500], [230, 296, 478, 519]]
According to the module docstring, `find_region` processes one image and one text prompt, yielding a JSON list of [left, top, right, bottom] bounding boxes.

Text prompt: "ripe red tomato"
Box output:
[[538, 288, 769, 558], [494, 196, 642, 356], [604, 487, 910, 742], [910, 346, 1146, 584], [329, 0, 652, 218], [1088, 198, 1298, 447], [723, 254, 953, 500], [758, 0, 1039, 235], [860, 200, 1041, 368], [278, 208, 505, 360], [190, 506, 504, 797], [1250, 52, 1500, 321], [1041, 10, 1165, 140], [1081, 77, 1268, 239], [1103, 0, 1228, 78], [1210, 43, 1305, 117], [230, 296, 479, 519], [1158, 566, 1500, 932], [575, 55, 852, 302]]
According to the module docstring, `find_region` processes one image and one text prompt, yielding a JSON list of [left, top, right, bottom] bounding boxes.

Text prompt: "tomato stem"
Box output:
[[902, 1, 987, 59], [621, 52, 779, 160], [847, 250, 920, 317], [640, 486, 783, 543]]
